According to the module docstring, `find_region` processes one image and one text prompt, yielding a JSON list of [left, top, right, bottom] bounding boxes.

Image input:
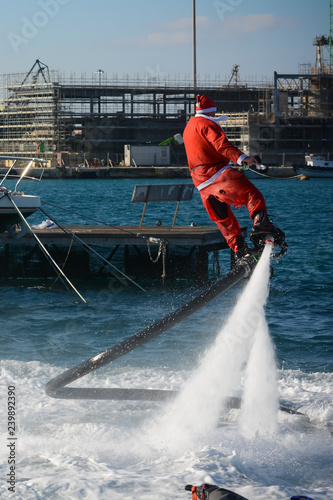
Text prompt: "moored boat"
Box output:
[[0, 190, 41, 232], [294, 154, 333, 178], [0, 156, 47, 233]]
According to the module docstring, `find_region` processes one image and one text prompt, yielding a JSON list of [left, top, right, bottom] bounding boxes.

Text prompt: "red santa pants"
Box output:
[[199, 168, 267, 252]]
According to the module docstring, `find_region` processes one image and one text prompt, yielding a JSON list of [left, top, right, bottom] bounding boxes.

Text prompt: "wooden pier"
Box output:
[[0, 224, 247, 282]]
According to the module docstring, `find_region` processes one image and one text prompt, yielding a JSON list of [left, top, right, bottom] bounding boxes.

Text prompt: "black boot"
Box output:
[[235, 235, 250, 259], [250, 211, 286, 247]]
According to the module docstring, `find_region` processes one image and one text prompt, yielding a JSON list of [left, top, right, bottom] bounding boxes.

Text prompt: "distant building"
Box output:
[[0, 61, 332, 166]]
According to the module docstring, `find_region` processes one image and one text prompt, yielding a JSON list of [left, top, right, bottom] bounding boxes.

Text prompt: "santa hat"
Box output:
[[196, 94, 217, 114]]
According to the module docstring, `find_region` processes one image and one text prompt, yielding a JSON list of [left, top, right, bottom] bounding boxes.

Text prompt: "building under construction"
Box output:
[[0, 53, 332, 167]]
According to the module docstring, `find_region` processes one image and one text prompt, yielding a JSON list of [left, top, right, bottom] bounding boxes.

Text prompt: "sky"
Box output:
[[1, 0, 331, 83]]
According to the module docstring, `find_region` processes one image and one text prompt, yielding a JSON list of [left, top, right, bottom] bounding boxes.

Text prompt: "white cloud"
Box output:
[[217, 13, 294, 37], [114, 14, 293, 49], [155, 16, 210, 31], [141, 31, 191, 47], [122, 16, 210, 47], [139, 16, 210, 46]]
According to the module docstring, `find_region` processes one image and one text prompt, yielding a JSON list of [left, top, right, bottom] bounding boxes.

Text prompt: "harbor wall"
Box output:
[[0, 165, 296, 179]]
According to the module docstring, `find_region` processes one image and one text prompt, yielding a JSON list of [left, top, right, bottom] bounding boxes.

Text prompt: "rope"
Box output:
[[212, 250, 221, 275], [161, 243, 167, 279], [147, 238, 167, 279], [50, 234, 75, 288], [248, 167, 301, 180], [147, 238, 163, 263]]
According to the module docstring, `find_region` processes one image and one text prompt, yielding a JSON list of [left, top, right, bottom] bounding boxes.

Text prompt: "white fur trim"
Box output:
[[196, 106, 217, 113], [196, 165, 231, 191], [194, 113, 228, 123], [215, 115, 229, 122], [237, 153, 247, 166]]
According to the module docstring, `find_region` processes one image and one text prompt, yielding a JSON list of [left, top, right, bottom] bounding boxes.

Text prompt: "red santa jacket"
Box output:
[[183, 115, 245, 188]]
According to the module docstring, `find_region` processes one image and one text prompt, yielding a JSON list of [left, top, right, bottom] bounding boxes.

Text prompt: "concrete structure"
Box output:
[[124, 145, 171, 167], [0, 60, 332, 166]]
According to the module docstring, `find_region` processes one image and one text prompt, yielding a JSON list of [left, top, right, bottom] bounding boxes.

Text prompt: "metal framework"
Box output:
[[274, 71, 333, 120], [0, 70, 274, 161], [0, 67, 332, 164]]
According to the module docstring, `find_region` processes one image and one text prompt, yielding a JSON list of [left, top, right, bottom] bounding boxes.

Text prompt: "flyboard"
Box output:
[[45, 233, 297, 415]]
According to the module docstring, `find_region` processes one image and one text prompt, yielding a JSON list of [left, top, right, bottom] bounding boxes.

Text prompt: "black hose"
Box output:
[[45, 258, 303, 415], [45, 261, 252, 400]]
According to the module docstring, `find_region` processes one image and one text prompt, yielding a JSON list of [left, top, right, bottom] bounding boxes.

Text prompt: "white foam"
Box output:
[[149, 242, 278, 449], [0, 358, 332, 499], [1, 244, 332, 499]]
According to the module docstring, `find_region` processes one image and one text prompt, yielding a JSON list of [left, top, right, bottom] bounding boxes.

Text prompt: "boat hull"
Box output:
[[294, 165, 333, 178], [0, 193, 40, 232]]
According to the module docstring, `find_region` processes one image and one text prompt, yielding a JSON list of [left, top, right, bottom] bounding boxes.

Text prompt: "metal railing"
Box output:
[[0, 156, 48, 191]]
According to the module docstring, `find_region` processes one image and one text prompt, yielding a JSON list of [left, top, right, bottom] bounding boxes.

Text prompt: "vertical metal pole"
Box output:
[[273, 71, 280, 150], [139, 203, 147, 229], [172, 184, 184, 227], [328, 0, 333, 74], [172, 201, 180, 228], [192, 0, 197, 90], [0, 159, 17, 188], [273, 71, 280, 125], [139, 184, 151, 229]]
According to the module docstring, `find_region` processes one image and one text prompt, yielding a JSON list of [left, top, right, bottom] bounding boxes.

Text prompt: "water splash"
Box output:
[[150, 242, 278, 450], [239, 311, 279, 438]]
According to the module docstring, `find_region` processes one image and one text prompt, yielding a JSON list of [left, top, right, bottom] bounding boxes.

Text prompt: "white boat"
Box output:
[[0, 156, 47, 233], [294, 154, 333, 178]]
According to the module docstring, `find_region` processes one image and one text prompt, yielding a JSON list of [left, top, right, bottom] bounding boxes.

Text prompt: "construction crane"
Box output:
[[20, 59, 50, 86], [227, 64, 240, 86], [313, 36, 330, 72], [314, 0, 333, 73]]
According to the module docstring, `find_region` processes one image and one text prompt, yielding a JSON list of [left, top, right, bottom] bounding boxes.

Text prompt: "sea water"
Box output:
[[0, 176, 332, 499]]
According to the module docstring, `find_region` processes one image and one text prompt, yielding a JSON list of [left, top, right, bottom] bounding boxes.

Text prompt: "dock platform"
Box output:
[[0, 224, 247, 282]]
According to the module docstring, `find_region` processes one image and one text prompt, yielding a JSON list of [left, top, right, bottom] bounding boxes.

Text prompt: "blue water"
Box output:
[[0, 176, 332, 499]]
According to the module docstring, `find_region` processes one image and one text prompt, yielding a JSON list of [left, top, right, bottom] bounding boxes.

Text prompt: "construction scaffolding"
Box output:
[[0, 69, 196, 162], [0, 75, 58, 158], [0, 60, 332, 165]]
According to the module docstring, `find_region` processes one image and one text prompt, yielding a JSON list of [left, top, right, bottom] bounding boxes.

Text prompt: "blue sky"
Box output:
[[1, 0, 331, 82]]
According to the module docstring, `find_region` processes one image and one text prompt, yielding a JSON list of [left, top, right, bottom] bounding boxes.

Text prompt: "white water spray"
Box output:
[[150, 242, 279, 450], [239, 309, 279, 438]]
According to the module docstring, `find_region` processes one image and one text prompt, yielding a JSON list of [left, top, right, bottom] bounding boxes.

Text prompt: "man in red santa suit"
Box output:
[[183, 94, 285, 259]]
